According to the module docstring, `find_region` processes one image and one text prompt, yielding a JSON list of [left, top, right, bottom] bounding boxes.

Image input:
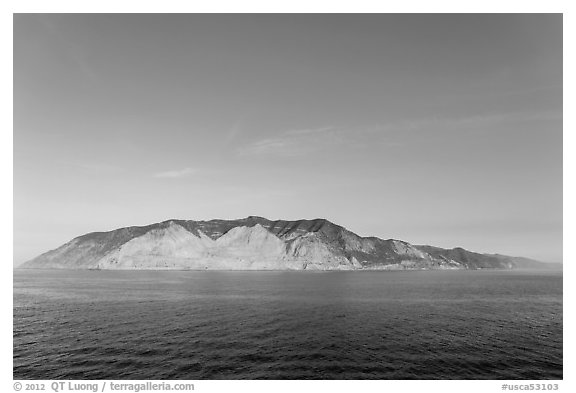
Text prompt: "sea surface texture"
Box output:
[[13, 270, 562, 379]]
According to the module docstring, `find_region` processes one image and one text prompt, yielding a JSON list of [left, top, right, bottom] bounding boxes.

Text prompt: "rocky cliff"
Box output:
[[20, 216, 555, 270]]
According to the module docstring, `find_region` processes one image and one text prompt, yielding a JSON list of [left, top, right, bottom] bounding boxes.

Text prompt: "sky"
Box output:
[[13, 14, 562, 264]]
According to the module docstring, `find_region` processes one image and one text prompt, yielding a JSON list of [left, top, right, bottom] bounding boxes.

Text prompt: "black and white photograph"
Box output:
[[9, 7, 567, 388]]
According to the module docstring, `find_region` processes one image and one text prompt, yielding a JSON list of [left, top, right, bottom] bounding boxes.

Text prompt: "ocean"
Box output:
[[13, 269, 562, 380]]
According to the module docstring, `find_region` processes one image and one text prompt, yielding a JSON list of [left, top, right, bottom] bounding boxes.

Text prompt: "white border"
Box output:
[[3, 2, 572, 392]]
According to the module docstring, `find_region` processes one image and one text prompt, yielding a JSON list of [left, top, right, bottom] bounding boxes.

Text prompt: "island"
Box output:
[[20, 216, 557, 271]]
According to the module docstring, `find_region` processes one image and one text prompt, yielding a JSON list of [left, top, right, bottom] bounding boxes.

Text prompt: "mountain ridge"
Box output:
[[20, 217, 559, 271]]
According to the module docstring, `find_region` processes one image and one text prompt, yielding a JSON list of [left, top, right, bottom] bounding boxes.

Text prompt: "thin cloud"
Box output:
[[284, 126, 335, 136], [237, 138, 311, 157], [153, 167, 197, 179], [377, 110, 562, 133], [237, 126, 347, 158]]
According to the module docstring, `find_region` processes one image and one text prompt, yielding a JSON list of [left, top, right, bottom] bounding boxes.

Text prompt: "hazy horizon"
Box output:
[[14, 14, 562, 264]]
